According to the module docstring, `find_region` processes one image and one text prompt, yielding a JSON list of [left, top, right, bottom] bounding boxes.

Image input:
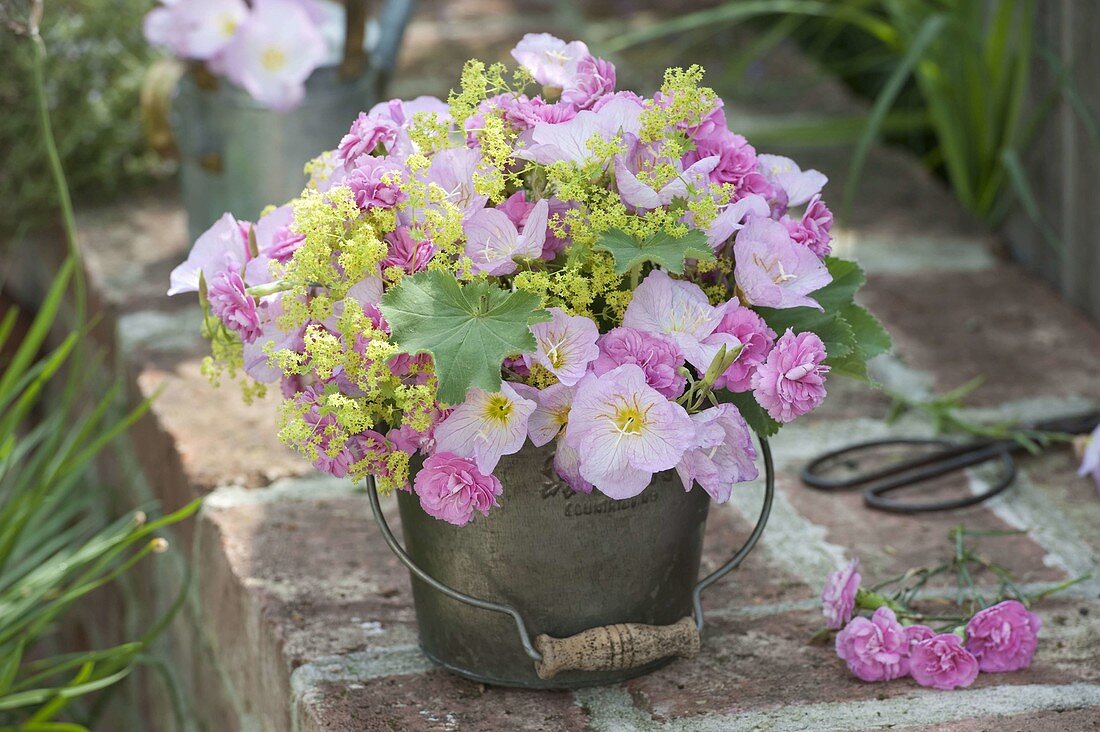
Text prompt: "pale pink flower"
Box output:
[[1078, 424, 1100, 493], [964, 600, 1042, 673], [909, 634, 980, 690], [560, 56, 616, 110], [515, 97, 643, 166], [615, 154, 720, 211], [368, 96, 451, 128], [421, 147, 489, 221], [751, 329, 829, 423], [510, 33, 590, 88], [464, 199, 548, 276], [144, 0, 247, 60], [592, 327, 686, 399], [523, 382, 576, 447], [527, 308, 599, 386], [757, 154, 828, 207], [622, 270, 729, 373], [217, 0, 327, 111], [562, 364, 696, 499], [821, 559, 861, 630], [675, 404, 758, 502], [346, 157, 407, 210], [552, 437, 593, 494], [705, 195, 770, 249], [168, 212, 249, 296], [835, 607, 908, 682], [337, 113, 404, 169], [711, 302, 776, 393], [733, 217, 832, 310], [414, 452, 503, 526], [254, 205, 304, 265], [383, 227, 434, 274], [433, 382, 536, 475]]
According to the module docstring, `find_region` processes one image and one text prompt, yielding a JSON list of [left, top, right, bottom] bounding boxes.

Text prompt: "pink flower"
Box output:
[[561, 56, 616, 110], [751, 329, 829, 423], [733, 217, 832, 310], [520, 382, 575, 447], [835, 607, 908, 682], [168, 213, 249, 296], [909, 634, 980, 690], [414, 452, 503, 526], [503, 97, 578, 129], [757, 154, 828, 207], [368, 95, 451, 128], [675, 404, 758, 502], [684, 129, 760, 189], [528, 308, 600, 386], [705, 195, 770, 250], [1078, 424, 1100, 493], [821, 559, 861, 630], [592, 327, 687, 399], [711, 303, 776, 393], [515, 97, 643, 166], [433, 382, 536, 474], [552, 438, 593, 494], [563, 365, 696, 499], [964, 600, 1042, 673], [497, 192, 571, 259], [615, 153, 720, 211], [464, 199, 548, 276], [622, 270, 729, 373], [337, 113, 403, 169], [144, 0, 247, 61], [207, 261, 262, 343], [420, 147, 488, 221], [346, 157, 407, 210], [383, 228, 434, 274], [216, 0, 327, 111], [510, 33, 590, 88]]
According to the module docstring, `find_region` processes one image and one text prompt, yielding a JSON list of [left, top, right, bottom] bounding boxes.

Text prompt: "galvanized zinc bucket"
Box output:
[[167, 0, 414, 242], [369, 439, 774, 688]]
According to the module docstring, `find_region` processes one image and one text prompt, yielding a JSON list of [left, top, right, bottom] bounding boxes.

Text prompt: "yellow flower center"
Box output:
[[612, 402, 647, 436], [261, 47, 288, 73], [220, 15, 239, 37], [483, 394, 514, 425]]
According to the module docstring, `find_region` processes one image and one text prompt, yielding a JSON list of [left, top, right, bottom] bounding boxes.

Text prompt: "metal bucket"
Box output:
[[369, 439, 774, 689], [168, 0, 413, 242]]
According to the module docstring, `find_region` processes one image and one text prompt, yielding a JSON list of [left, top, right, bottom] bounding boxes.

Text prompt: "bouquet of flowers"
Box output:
[[144, 0, 344, 109], [169, 33, 890, 526]]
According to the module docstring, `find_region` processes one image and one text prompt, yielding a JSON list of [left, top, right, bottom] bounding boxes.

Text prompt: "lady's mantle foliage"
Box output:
[[171, 33, 891, 524]]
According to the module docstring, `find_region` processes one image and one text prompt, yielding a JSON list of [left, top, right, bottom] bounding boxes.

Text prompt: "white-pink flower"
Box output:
[[675, 404, 758, 502], [563, 364, 696, 499], [527, 307, 599, 386], [757, 154, 828, 207], [524, 382, 577, 447], [144, 0, 248, 61], [622, 270, 731, 372], [734, 217, 832, 310], [433, 382, 536, 475], [515, 97, 643, 165], [464, 199, 549, 276], [705, 195, 770, 249], [615, 155, 720, 211], [510, 33, 590, 89], [217, 0, 327, 111], [168, 212, 249, 296]]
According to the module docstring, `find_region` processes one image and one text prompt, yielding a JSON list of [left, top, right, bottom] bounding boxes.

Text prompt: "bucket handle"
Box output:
[[367, 437, 775, 679]]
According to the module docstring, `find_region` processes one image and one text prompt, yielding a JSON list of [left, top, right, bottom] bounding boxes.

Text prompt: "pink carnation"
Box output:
[[413, 452, 503, 526], [908, 634, 980, 690], [592, 327, 687, 399], [560, 56, 616, 110], [821, 559, 861, 630], [751, 329, 829, 423], [964, 600, 1042, 673], [383, 227, 434, 274], [711, 303, 776, 392], [337, 113, 402, 169], [683, 129, 762, 192], [347, 157, 407, 210], [835, 607, 908, 682], [207, 261, 262, 343], [781, 194, 833, 259]]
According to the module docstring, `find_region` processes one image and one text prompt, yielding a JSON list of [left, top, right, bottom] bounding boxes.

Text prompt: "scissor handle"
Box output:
[[864, 447, 1016, 514], [801, 437, 962, 490]]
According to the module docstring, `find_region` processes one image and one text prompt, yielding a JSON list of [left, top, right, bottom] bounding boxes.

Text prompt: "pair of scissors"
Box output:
[[801, 412, 1100, 514]]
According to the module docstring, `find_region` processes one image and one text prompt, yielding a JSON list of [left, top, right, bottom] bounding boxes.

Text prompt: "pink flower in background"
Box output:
[[1078, 424, 1100, 492], [217, 0, 327, 111], [528, 308, 600, 386], [561, 56, 616, 110], [835, 607, 908, 682], [207, 261, 261, 342], [964, 600, 1042, 673], [908, 634, 980, 690], [734, 217, 832, 310], [369, 95, 451, 128], [144, 0, 247, 60], [383, 228, 434, 274], [752, 329, 829, 423], [510, 33, 590, 88], [433, 382, 536, 474], [465, 199, 549, 275], [168, 213, 249, 296], [337, 113, 403, 169], [821, 559, 861, 630], [622, 270, 729, 373], [592, 327, 687, 399], [563, 364, 696, 499], [675, 404, 758, 502], [711, 303, 776, 392], [757, 154, 828, 207], [347, 157, 407, 210], [414, 452, 503, 526]]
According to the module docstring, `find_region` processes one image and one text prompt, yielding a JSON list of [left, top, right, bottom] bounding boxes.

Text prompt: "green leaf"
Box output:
[[379, 270, 551, 404], [842, 303, 892, 361], [757, 306, 857, 361], [716, 390, 781, 438], [594, 228, 714, 275], [813, 257, 866, 311]]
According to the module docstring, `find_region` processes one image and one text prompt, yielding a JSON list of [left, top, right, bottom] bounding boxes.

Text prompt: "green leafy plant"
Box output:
[[594, 228, 714, 275]]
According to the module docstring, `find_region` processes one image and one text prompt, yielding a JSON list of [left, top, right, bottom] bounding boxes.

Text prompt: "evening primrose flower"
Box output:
[[433, 382, 537, 475], [675, 404, 758, 502], [168, 213, 249, 296], [622, 270, 730, 372], [756, 154, 828, 207], [527, 307, 600, 386], [510, 33, 590, 89], [563, 364, 696, 499], [464, 199, 549, 276], [733, 217, 832, 310], [523, 382, 576, 446], [144, 0, 248, 60], [515, 97, 643, 165]]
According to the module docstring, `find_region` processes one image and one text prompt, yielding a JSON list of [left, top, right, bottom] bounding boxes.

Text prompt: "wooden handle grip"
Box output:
[[533, 616, 700, 679]]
